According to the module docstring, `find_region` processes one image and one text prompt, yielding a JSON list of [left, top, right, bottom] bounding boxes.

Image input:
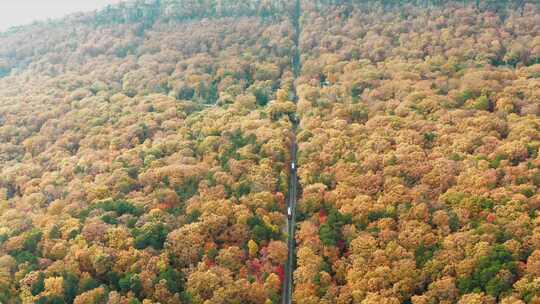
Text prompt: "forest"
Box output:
[[0, 0, 539, 303]]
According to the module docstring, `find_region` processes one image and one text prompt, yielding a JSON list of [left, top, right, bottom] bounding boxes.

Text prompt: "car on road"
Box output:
[[287, 207, 292, 219], [291, 162, 295, 170]]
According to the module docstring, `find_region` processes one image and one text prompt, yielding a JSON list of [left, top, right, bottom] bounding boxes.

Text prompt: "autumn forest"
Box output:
[[0, 0, 539, 303]]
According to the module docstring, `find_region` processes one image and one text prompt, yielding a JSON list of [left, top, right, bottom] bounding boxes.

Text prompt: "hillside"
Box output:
[[295, 1, 540, 303], [0, 1, 539, 304], [0, 1, 296, 303]]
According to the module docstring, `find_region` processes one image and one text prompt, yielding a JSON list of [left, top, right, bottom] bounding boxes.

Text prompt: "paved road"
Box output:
[[283, 0, 301, 303], [283, 139, 297, 304]]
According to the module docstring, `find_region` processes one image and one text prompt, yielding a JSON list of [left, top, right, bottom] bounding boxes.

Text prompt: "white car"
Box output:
[[287, 207, 292, 219], [291, 162, 295, 170]]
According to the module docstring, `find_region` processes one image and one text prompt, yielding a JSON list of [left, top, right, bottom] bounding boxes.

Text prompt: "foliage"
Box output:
[[457, 245, 518, 298], [0, 0, 539, 303], [247, 216, 281, 242], [80, 199, 143, 220], [133, 223, 169, 250], [319, 208, 351, 246]]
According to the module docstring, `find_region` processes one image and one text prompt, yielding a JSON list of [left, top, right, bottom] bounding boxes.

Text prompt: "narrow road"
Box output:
[[282, 0, 301, 303], [283, 140, 297, 304]]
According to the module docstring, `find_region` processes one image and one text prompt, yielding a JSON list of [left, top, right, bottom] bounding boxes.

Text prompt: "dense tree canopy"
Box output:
[[0, 2, 296, 303], [0, 0, 539, 303], [294, 1, 540, 303]]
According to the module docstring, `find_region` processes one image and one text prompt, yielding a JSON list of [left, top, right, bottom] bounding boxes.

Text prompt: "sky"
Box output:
[[0, 0, 124, 31]]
